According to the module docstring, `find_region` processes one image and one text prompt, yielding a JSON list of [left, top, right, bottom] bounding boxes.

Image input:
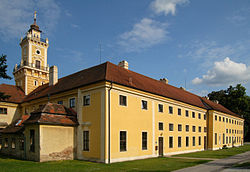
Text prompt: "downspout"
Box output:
[[108, 81, 113, 164]]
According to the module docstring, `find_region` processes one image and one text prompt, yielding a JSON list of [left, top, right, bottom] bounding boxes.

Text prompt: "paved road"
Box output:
[[174, 151, 250, 172]]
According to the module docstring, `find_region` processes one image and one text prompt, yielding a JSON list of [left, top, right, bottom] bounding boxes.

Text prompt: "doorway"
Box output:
[[159, 137, 163, 156]]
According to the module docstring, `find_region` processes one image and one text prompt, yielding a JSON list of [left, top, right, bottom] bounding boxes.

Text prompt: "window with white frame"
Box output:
[[141, 100, 147, 110], [120, 131, 127, 152], [83, 131, 89, 151], [83, 95, 90, 106], [69, 98, 75, 108], [0, 108, 7, 114], [158, 104, 163, 112], [142, 132, 147, 150], [119, 95, 127, 106]]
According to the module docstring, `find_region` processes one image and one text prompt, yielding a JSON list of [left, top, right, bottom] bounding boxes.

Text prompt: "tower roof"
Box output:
[[28, 11, 41, 33]]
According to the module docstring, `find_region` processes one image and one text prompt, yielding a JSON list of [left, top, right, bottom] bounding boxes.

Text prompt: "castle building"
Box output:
[[0, 13, 244, 163]]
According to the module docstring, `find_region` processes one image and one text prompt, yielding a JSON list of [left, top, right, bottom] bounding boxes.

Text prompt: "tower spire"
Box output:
[[34, 11, 37, 25]]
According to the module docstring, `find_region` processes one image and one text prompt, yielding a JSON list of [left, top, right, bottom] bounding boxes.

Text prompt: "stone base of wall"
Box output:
[[40, 146, 74, 162]]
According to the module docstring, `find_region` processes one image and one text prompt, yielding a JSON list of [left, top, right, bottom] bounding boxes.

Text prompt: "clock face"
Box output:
[[36, 49, 41, 55]]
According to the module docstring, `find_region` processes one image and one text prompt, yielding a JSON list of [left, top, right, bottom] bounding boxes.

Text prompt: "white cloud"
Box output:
[[118, 18, 168, 52], [192, 57, 250, 86], [227, 8, 250, 26], [0, 0, 60, 40], [150, 0, 189, 16], [178, 40, 250, 67]]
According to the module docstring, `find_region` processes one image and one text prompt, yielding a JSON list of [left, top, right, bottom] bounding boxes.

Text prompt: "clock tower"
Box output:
[[13, 12, 49, 95]]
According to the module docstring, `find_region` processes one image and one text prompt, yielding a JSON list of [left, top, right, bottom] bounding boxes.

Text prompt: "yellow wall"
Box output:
[[40, 125, 75, 162], [212, 111, 244, 149], [107, 83, 207, 162], [81, 88, 103, 160], [0, 102, 20, 127]]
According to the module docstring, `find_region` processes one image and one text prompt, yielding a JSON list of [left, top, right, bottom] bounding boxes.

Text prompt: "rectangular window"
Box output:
[[141, 100, 147, 110], [219, 116, 221, 121], [192, 137, 195, 146], [192, 112, 195, 118], [215, 115, 217, 121], [226, 136, 228, 144], [0, 108, 7, 114], [229, 136, 231, 144], [226, 118, 228, 123], [204, 127, 207, 132], [178, 136, 181, 147], [4, 138, 8, 148], [159, 122, 163, 130], [186, 136, 189, 147], [83, 131, 89, 151], [192, 126, 196, 132], [229, 119, 231, 123], [119, 95, 127, 106], [169, 106, 173, 114], [19, 138, 24, 150], [198, 126, 201, 132], [120, 131, 127, 152], [169, 123, 174, 131], [30, 129, 35, 152], [204, 114, 207, 120], [158, 104, 163, 112], [69, 98, 75, 108], [215, 133, 217, 145], [142, 132, 147, 150], [185, 110, 189, 117], [11, 138, 16, 149], [229, 129, 231, 134], [83, 95, 91, 106], [199, 136, 201, 145], [198, 113, 201, 119], [57, 101, 63, 105], [186, 125, 189, 132], [178, 108, 181, 116], [223, 117, 225, 122], [178, 124, 182, 131], [223, 133, 225, 144], [169, 136, 173, 148]]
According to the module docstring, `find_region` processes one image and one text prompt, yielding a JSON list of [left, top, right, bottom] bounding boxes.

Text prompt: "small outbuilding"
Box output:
[[0, 103, 78, 162]]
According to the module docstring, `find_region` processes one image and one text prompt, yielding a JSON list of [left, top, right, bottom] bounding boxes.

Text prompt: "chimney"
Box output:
[[49, 66, 58, 86], [118, 60, 129, 69], [212, 100, 219, 104], [180, 87, 186, 90], [160, 78, 168, 84]]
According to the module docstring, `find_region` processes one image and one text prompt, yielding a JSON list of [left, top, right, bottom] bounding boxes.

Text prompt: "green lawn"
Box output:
[[0, 155, 209, 172], [174, 145, 250, 159], [234, 161, 250, 168]]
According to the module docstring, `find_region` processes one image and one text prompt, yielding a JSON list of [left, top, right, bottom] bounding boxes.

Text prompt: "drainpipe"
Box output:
[[108, 81, 113, 164]]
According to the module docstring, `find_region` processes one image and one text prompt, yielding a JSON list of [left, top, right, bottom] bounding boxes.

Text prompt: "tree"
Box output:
[[0, 54, 12, 100], [208, 84, 250, 141]]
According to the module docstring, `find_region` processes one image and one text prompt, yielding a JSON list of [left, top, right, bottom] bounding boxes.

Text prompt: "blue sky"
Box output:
[[0, 0, 250, 96]]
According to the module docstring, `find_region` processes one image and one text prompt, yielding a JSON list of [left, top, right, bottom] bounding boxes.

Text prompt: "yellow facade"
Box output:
[[0, 14, 245, 163]]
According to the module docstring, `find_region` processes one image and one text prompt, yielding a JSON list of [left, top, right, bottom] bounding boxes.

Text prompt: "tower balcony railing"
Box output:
[[22, 35, 47, 44], [13, 62, 49, 72]]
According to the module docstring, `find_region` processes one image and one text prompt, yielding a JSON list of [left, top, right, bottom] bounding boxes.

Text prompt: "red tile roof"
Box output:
[[1, 62, 241, 118], [1, 115, 30, 134], [0, 84, 25, 103], [24, 103, 78, 126]]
